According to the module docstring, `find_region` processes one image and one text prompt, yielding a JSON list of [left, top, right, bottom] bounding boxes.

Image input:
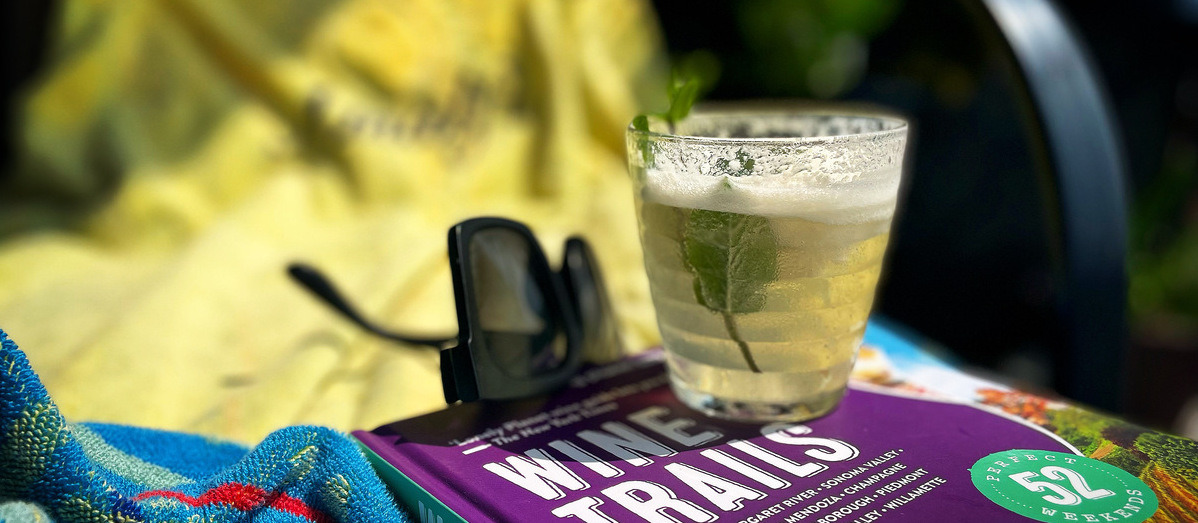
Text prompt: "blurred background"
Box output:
[[2, 0, 1195, 438]]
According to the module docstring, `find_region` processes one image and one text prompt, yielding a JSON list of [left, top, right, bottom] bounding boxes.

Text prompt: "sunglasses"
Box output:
[[288, 217, 623, 404]]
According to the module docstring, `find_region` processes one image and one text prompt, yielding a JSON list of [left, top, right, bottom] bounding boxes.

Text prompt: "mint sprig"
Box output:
[[633, 51, 719, 166], [682, 151, 777, 373], [683, 207, 778, 373], [635, 54, 778, 373], [643, 52, 720, 132], [664, 74, 702, 130]]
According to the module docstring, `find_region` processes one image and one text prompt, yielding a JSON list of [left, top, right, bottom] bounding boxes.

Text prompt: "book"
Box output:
[[354, 323, 1198, 523]]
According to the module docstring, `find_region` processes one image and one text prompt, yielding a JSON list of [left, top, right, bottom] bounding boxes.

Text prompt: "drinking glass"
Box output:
[[626, 107, 908, 421]]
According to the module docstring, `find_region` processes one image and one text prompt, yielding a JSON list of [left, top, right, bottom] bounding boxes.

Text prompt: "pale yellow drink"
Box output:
[[627, 110, 907, 421]]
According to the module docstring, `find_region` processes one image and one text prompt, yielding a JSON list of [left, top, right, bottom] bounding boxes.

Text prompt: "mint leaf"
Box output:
[[665, 78, 701, 124], [632, 51, 720, 134], [682, 208, 778, 372], [685, 210, 778, 313], [632, 115, 650, 132], [663, 52, 718, 128], [632, 115, 654, 166]]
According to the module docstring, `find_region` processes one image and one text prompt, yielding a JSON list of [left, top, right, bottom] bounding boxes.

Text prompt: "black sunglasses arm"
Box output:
[[287, 263, 456, 350]]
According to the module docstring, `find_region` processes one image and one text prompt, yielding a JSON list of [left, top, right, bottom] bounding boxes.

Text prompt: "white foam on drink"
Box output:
[[642, 159, 902, 224], [634, 112, 907, 224]]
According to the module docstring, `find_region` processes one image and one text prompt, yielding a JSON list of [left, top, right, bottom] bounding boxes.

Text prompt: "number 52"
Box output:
[[1009, 466, 1115, 506]]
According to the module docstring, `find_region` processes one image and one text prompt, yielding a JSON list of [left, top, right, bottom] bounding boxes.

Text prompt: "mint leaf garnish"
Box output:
[[665, 76, 702, 125], [663, 51, 719, 130], [682, 208, 778, 373], [633, 52, 774, 372], [632, 115, 654, 167], [632, 115, 650, 132], [632, 51, 720, 163]]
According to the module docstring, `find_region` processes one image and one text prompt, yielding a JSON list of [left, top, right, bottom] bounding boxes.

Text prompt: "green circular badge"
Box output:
[[970, 449, 1158, 522]]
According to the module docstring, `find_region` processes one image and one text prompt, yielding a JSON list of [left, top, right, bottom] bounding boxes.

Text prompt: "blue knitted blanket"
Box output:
[[0, 330, 409, 522]]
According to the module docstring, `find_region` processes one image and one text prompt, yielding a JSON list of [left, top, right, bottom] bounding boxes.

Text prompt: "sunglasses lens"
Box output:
[[562, 239, 624, 364], [468, 228, 567, 377]]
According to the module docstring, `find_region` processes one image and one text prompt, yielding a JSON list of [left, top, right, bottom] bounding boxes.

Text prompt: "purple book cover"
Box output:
[[354, 349, 1095, 523]]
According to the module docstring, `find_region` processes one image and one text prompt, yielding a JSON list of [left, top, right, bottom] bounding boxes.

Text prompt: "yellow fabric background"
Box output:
[[1, 0, 665, 443]]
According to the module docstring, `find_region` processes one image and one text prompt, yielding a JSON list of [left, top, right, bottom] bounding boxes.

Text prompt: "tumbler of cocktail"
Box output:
[[626, 107, 908, 422]]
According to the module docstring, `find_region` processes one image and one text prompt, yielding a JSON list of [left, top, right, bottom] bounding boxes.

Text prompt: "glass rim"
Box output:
[[627, 109, 908, 146]]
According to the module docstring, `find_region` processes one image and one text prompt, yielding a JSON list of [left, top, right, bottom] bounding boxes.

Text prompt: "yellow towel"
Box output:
[[1, 0, 666, 443]]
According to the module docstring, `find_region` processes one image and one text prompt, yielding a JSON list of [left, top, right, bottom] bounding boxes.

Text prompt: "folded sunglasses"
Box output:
[[288, 217, 623, 404]]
